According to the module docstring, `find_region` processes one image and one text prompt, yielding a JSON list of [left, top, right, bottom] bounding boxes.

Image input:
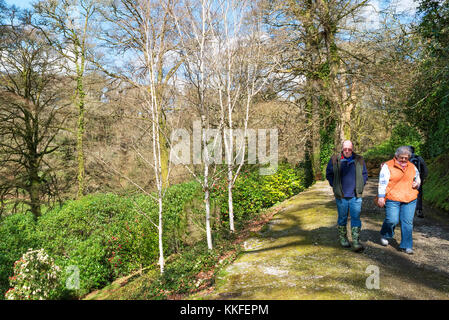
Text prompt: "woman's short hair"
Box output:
[[395, 146, 412, 158]]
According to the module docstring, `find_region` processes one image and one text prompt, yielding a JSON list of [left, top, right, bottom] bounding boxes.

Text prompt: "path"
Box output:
[[203, 179, 449, 299]]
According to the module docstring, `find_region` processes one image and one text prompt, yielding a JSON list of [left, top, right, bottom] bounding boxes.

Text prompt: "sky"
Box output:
[[358, 0, 419, 30], [5, 0, 34, 9]]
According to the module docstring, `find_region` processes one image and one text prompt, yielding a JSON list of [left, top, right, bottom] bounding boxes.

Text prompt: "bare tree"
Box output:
[[34, 0, 100, 199], [210, 0, 275, 232], [169, 0, 223, 249], [94, 0, 184, 273], [264, 0, 371, 178], [0, 7, 70, 219]]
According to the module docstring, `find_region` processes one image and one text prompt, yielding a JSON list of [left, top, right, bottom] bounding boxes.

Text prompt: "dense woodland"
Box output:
[[0, 0, 448, 300]]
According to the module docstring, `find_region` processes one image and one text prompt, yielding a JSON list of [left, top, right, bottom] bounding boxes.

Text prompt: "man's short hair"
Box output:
[[341, 140, 353, 149]]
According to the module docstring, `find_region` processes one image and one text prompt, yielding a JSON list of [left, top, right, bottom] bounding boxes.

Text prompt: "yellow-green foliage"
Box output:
[[211, 163, 307, 229], [423, 154, 449, 211]]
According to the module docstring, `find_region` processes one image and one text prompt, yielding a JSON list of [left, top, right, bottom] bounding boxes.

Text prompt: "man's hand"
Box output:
[[412, 180, 419, 189], [378, 197, 386, 208]]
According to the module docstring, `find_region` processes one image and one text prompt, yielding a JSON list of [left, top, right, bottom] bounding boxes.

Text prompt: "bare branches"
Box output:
[[0, 10, 71, 218]]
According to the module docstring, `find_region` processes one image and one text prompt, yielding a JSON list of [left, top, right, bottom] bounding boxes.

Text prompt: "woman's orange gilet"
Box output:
[[385, 159, 418, 203]]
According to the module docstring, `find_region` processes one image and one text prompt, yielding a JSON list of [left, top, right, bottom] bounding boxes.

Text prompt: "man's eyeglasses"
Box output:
[[343, 148, 352, 152], [397, 156, 409, 160]]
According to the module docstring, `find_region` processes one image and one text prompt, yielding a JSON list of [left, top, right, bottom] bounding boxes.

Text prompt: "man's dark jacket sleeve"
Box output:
[[362, 160, 368, 185]]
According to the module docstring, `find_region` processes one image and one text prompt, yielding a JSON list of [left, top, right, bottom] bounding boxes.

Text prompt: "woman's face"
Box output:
[[396, 154, 409, 166]]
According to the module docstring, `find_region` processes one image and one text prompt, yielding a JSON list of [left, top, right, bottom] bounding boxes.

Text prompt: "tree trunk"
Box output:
[[228, 164, 234, 232], [202, 113, 213, 249], [317, 0, 341, 151], [339, 105, 353, 142], [76, 54, 86, 199], [158, 194, 164, 274], [29, 172, 41, 220], [302, 1, 323, 180], [311, 81, 322, 180], [76, 98, 85, 199]]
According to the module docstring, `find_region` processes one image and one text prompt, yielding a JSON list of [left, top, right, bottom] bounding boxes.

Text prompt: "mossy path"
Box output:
[[201, 180, 449, 300]]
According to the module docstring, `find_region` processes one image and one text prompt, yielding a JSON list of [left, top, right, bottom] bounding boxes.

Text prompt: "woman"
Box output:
[[377, 146, 420, 254]]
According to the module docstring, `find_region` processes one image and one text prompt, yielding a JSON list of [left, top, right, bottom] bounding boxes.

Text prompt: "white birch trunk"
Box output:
[[158, 194, 164, 273], [201, 1, 213, 250]]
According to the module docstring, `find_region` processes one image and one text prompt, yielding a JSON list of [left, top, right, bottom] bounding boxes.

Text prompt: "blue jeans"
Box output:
[[380, 199, 417, 249], [336, 197, 362, 228]]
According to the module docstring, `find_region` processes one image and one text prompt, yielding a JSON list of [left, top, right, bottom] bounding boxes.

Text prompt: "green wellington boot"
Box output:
[[351, 227, 364, 252], [337, 226, 351, 248]]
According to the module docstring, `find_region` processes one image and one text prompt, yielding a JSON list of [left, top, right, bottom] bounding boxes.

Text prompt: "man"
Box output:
[[408, 146, 428, 218], [326, 140, 368, 252]]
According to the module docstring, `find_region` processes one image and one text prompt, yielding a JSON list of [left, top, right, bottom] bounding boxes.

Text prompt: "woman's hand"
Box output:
[[412, 180, 419, 189], [377, 197, 386, 208]]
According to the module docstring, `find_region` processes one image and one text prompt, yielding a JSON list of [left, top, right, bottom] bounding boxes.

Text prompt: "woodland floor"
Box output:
[[197, 179, 449, 300]]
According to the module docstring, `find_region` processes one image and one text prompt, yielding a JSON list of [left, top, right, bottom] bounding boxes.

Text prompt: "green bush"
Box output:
[[261, 164, 305, 207], [211, 163, 307, 229], [0, 180, 202, 299], [0, 213, 39, 297], [156, 181, 202, 252], [35, 194, 149, 296], [363, 123, 423, 160], [35, 182, 201, 298], [423, 154, 449, 211]]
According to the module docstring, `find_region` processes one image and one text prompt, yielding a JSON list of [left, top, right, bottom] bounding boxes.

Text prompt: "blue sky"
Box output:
[[5, 0, 34, 9]]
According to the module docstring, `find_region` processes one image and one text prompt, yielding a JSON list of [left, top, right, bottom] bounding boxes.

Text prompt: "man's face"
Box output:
[[342, 143, 353, 158]]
